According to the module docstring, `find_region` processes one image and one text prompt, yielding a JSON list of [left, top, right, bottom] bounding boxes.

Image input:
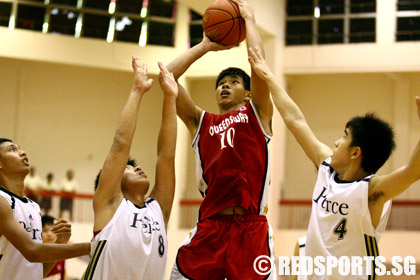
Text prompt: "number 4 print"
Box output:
[[333, 218, 347, 240], [220, 128, 235, 149]]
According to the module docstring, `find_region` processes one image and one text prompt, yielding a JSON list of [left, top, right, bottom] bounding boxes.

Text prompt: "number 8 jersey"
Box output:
[[192, 101, 272, 221]]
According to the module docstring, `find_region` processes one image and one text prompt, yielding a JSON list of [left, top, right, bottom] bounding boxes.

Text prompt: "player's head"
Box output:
[[215, 68, 251, 110], [94, 158, 149, 194], [41, 215, 56, 243], [66, 169, 74, 180], [0, 138, 29, 179], [46, 172, 54, 182], [332, 113, 395, 174]]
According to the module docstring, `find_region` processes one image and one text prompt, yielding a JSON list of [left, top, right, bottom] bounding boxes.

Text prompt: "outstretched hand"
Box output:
[[52, 219, 71, 244], [231, 0, 255, 21], [248, 47, 273, 81], [132, 56, 153, 94], [201, 34, 234, 52], [158, 62, 178, 98]]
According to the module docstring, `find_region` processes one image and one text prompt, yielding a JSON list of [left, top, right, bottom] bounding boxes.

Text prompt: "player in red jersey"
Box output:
[[167, 0, 276, 279]]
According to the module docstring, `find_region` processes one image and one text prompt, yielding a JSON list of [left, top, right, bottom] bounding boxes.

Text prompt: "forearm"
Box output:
[[157, 95, 177, 158], [27, 242, 90, 263], [404, 140, 420, 182], [245, 17, 265, 57], [166, 42, 210, 80], [266, 77, 306, 127], [113, 90, 143, 146]]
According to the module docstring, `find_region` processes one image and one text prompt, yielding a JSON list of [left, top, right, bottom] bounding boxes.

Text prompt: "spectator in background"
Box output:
[[40, 173, 57, 216], [24, 166, 44, 203], [59, 170, 79, 221], [42, 215, 67, 280]]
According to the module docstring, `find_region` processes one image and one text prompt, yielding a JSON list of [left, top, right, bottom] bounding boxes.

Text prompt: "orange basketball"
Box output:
[[202, 0, 246, 46]]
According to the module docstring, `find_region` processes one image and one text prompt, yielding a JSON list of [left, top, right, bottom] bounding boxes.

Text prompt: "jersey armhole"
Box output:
[[249, 101, 272, 141], [192, 111, 206, 147]]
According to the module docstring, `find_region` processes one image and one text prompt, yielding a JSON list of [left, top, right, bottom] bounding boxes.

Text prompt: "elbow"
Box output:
[[23, 245, 43, 262]]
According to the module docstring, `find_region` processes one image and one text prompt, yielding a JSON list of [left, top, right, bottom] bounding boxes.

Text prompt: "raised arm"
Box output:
[[232, 0, 273, 132], [370, 97, 420, 203], [248, 48, 332, 167], [0, 198, 90, 263], [93, 56, 153, 231], [166, 36, 232, 136], [150, 63, 178, 226]]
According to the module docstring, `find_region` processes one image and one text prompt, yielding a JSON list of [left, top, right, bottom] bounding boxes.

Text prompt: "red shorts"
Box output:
[[172, 214, 275, 280]]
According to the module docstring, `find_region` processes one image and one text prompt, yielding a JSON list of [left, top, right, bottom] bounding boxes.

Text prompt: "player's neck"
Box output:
[[0, 174, 25, 197], [218, 102, 247, 114], [124, 192, 146, 208], [336, 165, 370, 182]]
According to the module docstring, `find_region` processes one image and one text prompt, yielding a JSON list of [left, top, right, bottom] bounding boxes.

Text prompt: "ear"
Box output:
[[351, 146, 362, 160], [244, 91, 252, 102]]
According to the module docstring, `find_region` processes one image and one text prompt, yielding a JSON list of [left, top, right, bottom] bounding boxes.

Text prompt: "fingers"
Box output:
[[52, 219, 71, 234]]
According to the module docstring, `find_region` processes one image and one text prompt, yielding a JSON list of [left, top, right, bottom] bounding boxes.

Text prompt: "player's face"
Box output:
[[42, 225, 56, 243], [122, 164, 149, 191], [216, 75, 250, 109], [0, 141, 29, 175], [330, 128, 353, 171]]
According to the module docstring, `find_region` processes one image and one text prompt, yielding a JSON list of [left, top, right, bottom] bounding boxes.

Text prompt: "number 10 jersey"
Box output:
[[192, 101, 271, 221]]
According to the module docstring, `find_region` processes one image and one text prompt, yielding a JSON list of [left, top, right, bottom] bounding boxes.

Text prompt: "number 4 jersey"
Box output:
[[83, 198, 167, 280], [305, 158, 392, 279], [193, 101, 271, 221]]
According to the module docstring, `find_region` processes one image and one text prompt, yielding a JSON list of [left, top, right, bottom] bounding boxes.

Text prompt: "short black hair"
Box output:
[[94, 157, 138, 191], [346, 113, 395, 174], [0, 138, 12, 146], [41, 215, 55, 227], [0, 138, 13, 157], [216, 67, 250, 91]]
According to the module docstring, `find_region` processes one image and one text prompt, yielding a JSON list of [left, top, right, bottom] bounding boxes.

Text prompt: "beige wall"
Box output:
[[0, 56, 163, 192]]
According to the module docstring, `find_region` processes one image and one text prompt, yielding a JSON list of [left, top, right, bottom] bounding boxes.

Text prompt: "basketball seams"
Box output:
[[203, 0, 245, 46], [203, 17, 242, 30], [224, 0, 240, 17]]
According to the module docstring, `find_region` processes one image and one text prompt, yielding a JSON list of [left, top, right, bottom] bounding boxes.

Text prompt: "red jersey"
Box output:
[[46, 260, 65, 280], [193, 101, 271, 221]]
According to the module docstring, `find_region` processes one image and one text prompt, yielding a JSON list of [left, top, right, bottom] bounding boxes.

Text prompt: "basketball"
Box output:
[[202, 0, 246, 46]]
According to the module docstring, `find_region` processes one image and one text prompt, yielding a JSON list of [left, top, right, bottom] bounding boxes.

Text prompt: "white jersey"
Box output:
[[0, 187, 43, 280], [305, 158, 391, 280], [83, 198, 167, 280]]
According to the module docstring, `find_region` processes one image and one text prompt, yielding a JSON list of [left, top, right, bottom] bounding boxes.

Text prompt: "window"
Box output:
[[397, 0, 420, 11], [0, 2, 11, 27], [16, 5, 45, 31], [350, 18, 375, 42], [396, 0, 420, 41], [82, 14, 110, 40], [114, 17, 142, 43], [189, 10, 203, 47], [0, 0, 177, 47], [318, 19, 343, 44], [397, 17, 420, 41], [351, 0, 376, 13], [286, 20, 312, 45], [49, 9, 79, 35], [286, 0, 377, 45]]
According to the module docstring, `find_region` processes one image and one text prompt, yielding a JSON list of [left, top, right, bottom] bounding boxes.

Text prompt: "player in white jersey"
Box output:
[[0, 138, 90, 280], [82, 57, 178, 280], [248, 48, 420, 279]]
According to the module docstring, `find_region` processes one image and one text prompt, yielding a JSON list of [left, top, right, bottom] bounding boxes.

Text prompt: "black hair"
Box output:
[[94, 157, 138, 191], [0, 138, 13, 157], [346, 113, 395, 174], [41, 215, 55, 227], [215, 67, 250, 91]]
